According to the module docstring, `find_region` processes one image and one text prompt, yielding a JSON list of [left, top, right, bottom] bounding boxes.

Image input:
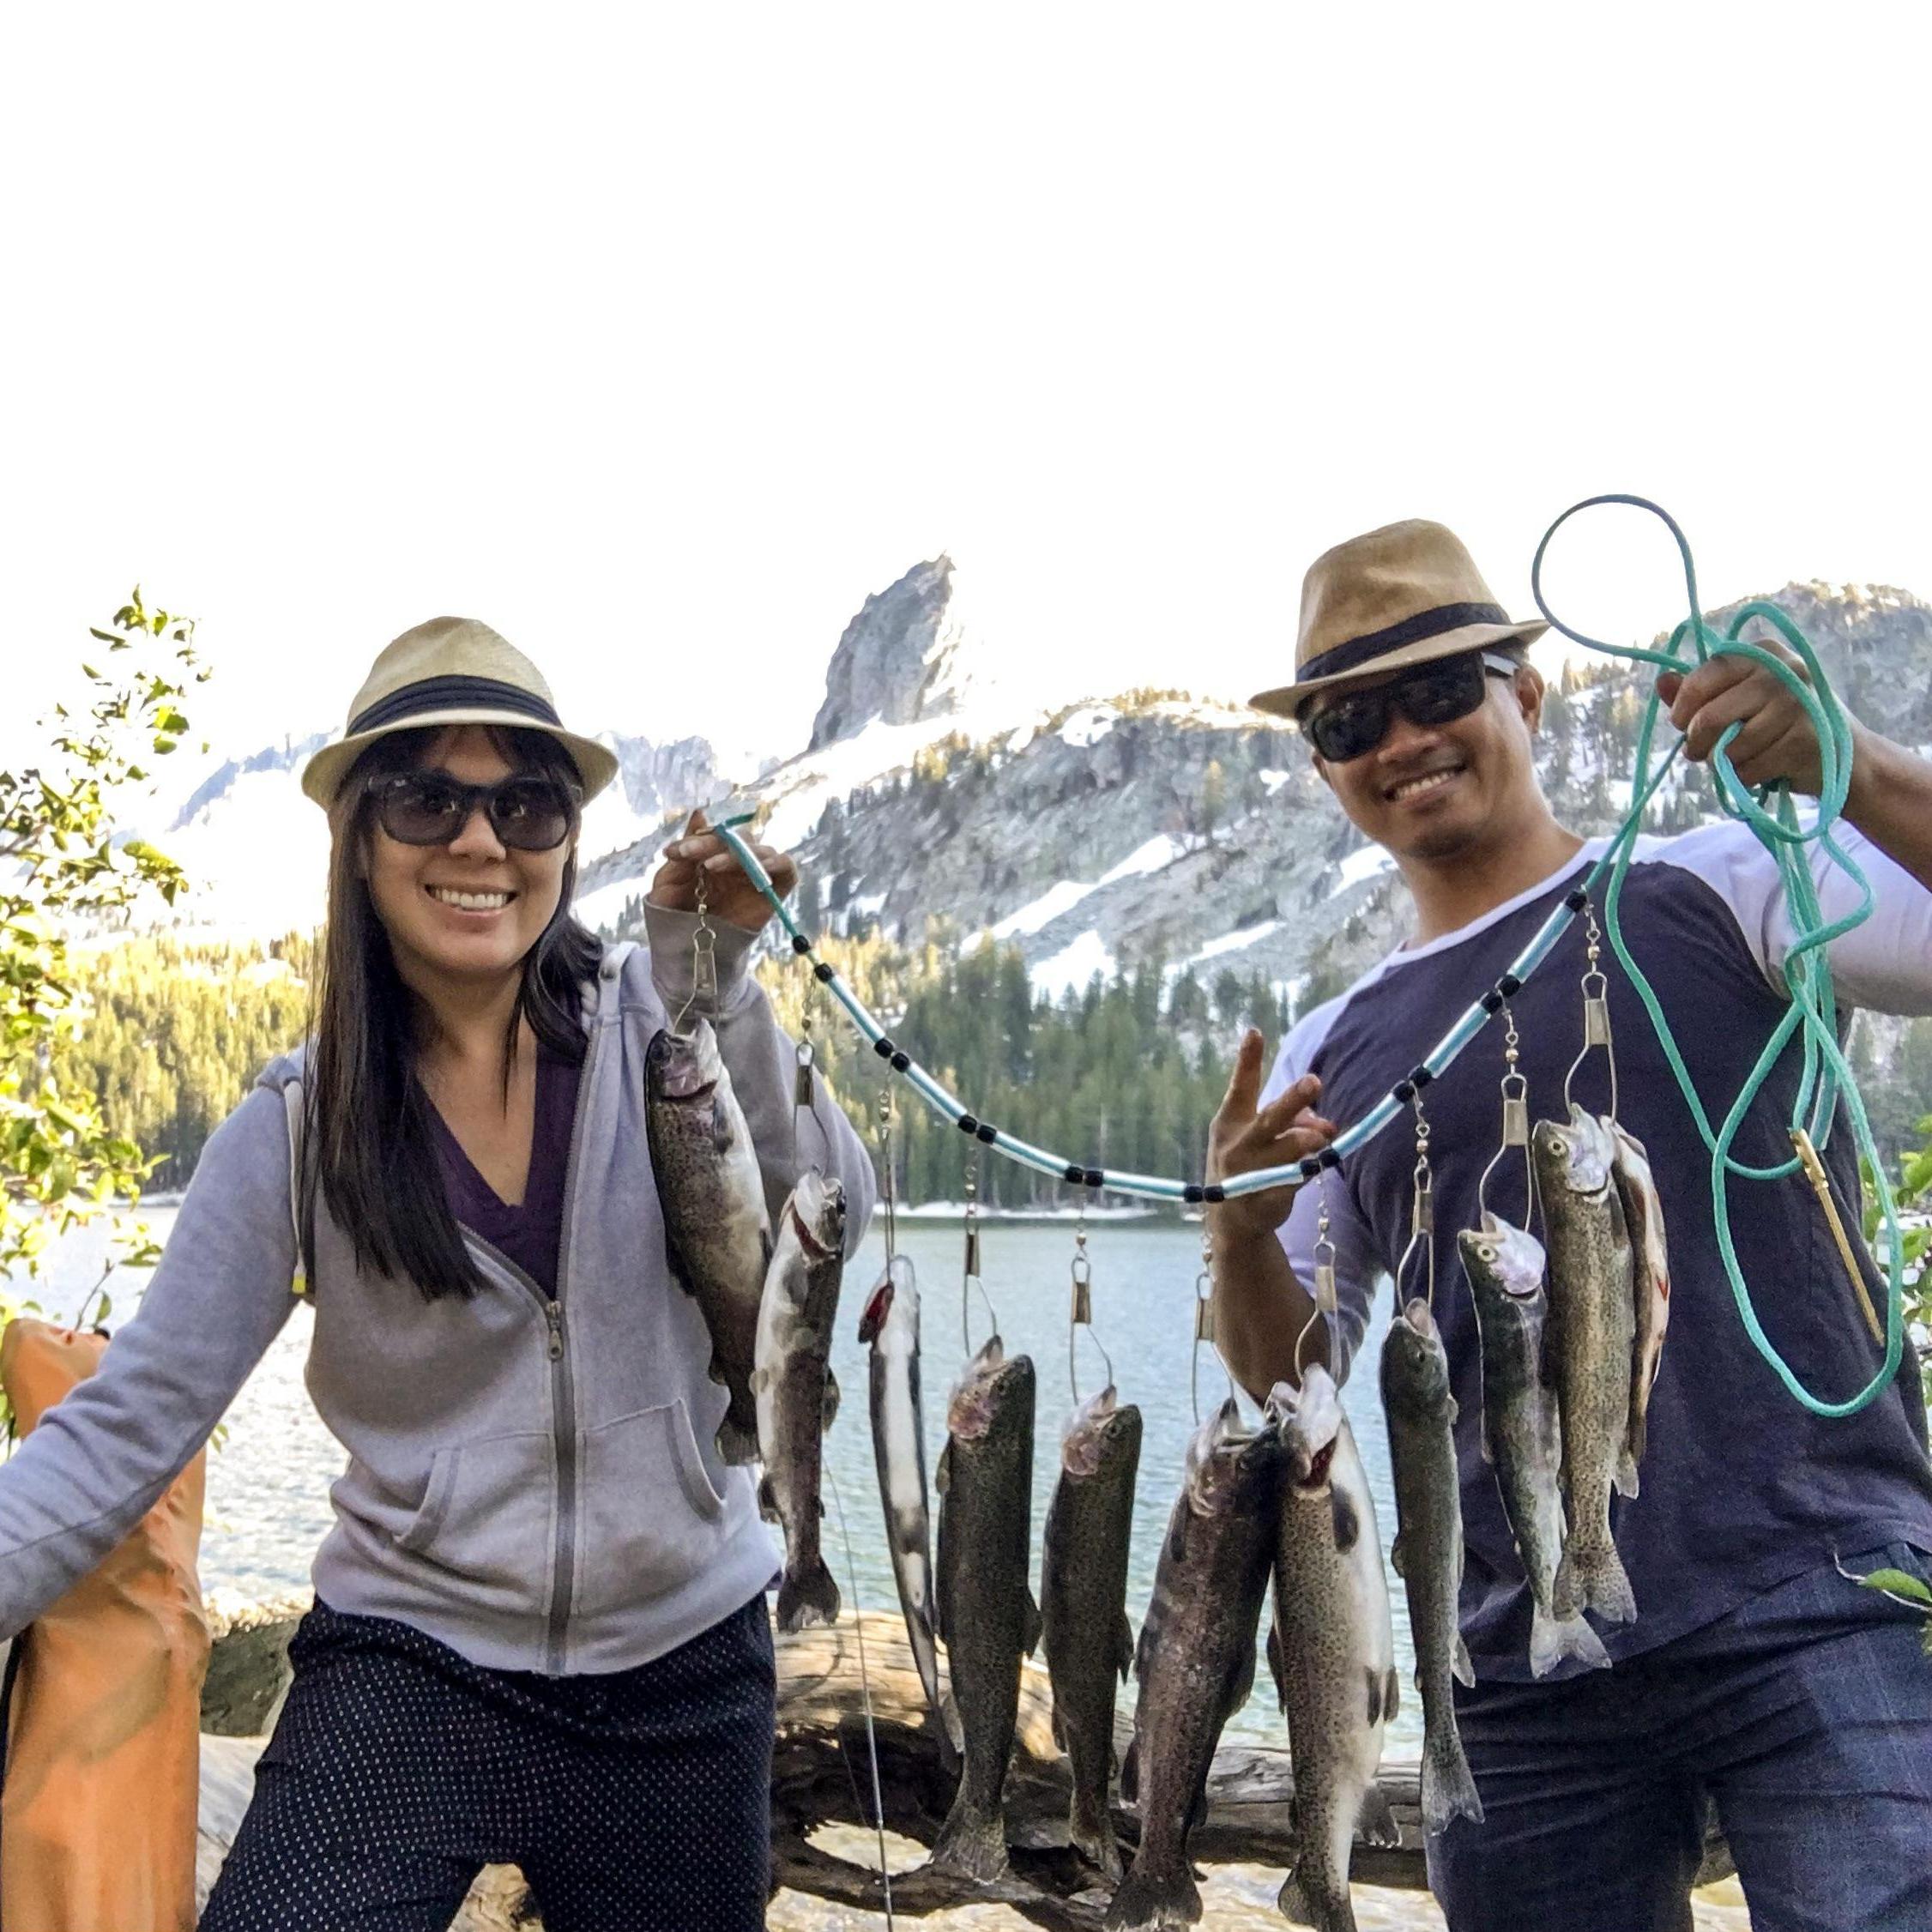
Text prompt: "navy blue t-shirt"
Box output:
[[1265, 822, 1932, 1681], [431, 1047, 583, 1298]]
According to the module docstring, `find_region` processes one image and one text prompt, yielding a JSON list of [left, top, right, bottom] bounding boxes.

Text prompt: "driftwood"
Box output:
[[196, 1601, 1733, 1929]]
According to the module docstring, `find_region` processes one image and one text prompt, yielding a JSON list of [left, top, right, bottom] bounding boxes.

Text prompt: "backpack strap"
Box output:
[[282, 1079, 313, 1299]]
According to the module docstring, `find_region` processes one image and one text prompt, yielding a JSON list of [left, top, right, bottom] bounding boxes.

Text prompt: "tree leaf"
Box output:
[[1856, 1567, 1932, 1606]]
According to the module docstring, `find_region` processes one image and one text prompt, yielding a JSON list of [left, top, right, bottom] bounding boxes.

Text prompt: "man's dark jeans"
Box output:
[[1428, 1541, 1932, 1932]]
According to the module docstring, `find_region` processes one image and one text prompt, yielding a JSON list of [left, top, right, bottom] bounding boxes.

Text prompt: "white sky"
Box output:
[[5, 4, 1930, 779]]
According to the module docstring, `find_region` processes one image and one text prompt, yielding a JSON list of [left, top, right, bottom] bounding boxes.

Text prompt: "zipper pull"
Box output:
[[545, 1301, 565, 1361]]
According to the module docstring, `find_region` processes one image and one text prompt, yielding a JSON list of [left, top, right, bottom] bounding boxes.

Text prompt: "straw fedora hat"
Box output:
[[1250, 520, 1548, 717], [300, 617, 620, 808]]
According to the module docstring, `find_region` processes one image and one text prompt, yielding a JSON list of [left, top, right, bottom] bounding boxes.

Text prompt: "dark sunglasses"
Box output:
[[1301, 650, 1520, 764], [368, 770, 583, 851]]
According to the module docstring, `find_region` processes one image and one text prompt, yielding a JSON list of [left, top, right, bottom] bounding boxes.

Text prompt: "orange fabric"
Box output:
[[0, 1319, 209, 1932]]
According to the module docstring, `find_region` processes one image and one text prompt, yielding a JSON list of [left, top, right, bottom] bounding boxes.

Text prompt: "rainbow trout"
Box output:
[[644, 1020, 770, 1464], [1459, 1213, 1610, 1678], [931, 1338, 1040, 1882], [1380, 1300, 1483, 1836], [1609, 1122, 1670, 1471], [856, 1253, 951, 1762], [1108, 1398, 1284, 1931], [1041, 1385, 1142, 1881], [1531, 1103, 1639, 1626], [1265, 1367, 1401, 1932], [752, 1168, 845, 1632]]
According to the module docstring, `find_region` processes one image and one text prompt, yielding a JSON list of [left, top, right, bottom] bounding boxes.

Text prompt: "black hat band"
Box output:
[[347, 675, 563, 738], [1298, 601, 1511, 685]]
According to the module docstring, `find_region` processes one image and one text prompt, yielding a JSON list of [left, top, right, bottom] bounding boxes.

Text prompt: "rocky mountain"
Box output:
[[135, 558, 1932, 1018], [808, 554, 977, 751]]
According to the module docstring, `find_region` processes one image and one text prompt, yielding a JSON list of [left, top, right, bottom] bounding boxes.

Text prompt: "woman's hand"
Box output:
[[1657, 635, 1869, 798], [1204, 1028, 1335, 1248], [648, 808, 800, 934]]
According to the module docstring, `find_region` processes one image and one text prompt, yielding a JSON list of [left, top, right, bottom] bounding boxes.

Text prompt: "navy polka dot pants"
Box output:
[[200, 1591, 776, 1931]]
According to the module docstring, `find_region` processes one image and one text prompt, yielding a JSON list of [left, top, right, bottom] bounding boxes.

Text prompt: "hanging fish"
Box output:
[[1606, 1121, 1670, 1470], [1265, 1367, 1401, 1932], [1108, 1398, 1284, 1931], [930, 1338, 1040, 1883], [856, 1253, 952, 1764], [752, 1168, 846, 1632], [1459, 1213, 1610, 1678], [644, 1021, 770, 1464], [1531, 1103, 1639, 1626], [1380, 1300, 1484, 1835], [1041, 1384, 1142, 1881]]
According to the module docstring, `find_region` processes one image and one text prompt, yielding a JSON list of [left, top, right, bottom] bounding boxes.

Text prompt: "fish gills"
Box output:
[[644, 1021, 770, 1464], [1267, 1367, 1400, 1932], [1041, 1386, 1142, 1881], [930, 1338, 1039, 1884], [754, 1168, 846, 1632], [1459, 1215, 1610, 1678], [1531, 1104, 1639, 1627], [1380, 1300, 1484, 1836], [1107, 1398, 1283, 1931]]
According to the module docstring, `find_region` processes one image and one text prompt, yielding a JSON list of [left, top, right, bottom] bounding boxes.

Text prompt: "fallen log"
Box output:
[[196, 1602, 1733, 1928]]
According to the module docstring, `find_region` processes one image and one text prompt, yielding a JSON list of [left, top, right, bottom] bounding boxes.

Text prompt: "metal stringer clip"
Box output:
[[1392, 1096, 1436, 1313], [1562, 895, 1619, 1121]]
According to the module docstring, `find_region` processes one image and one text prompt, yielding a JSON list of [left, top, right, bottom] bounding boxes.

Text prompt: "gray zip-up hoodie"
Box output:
[[0, 906, 875, 1675]]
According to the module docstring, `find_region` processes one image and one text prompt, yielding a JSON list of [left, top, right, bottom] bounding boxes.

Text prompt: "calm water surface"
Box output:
[[32, 1210, 1419, 1749]]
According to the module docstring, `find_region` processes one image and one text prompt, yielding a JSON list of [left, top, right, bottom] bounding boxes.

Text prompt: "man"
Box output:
[[1207, 517, 1932, 1931]]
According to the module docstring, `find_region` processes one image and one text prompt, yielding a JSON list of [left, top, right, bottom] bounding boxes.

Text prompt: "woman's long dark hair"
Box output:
[[299, 725, 604, 1300]]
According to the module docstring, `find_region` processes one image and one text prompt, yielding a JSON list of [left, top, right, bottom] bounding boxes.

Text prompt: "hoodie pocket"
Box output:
[[573, 1399, 733, 1623], [395, 1430, 557, 1615]]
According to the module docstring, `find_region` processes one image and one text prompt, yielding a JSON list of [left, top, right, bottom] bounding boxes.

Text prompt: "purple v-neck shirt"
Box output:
[[431, 1047, 583, 1297]]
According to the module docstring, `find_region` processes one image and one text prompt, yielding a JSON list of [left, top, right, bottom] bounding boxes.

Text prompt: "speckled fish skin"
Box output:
[[1108, 1399, 1285, 1932], [1041, 1385, 1143, 1881], [1531, 1102, 1639, 1627], [643, 1020, 770, 1464], [1608, 1121, 1670, 1471], [753, 1168, 846, 1633], [1459, 1213, 1610, 1679], [856, 1254, 948, 1760], [931, 1338, 1040, 1884], [1380, 1300, 1483, 1837], [1265, 1368, 1400, 1932]]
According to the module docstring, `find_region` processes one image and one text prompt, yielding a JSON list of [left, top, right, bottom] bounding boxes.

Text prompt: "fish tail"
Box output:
[[1105, 1854, 1201, 1930], [776, 1557, 841, 1633], [1530, 1602, 1612, 1676], [1421, 1723, 1485, 1834], [716, 1414, 761, 1465], [1277, 1862, 1357, 1932], [928, 1788, 1010, 1885], [1068, 1784, 1123, 1882], [1553, 1536, 1637, 1627]]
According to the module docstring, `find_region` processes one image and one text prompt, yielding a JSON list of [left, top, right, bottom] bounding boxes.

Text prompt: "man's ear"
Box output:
[[1513, 662, 1547, 734]]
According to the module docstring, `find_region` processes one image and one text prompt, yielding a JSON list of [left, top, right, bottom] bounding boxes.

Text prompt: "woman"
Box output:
[[0, 615, 875, 1929]]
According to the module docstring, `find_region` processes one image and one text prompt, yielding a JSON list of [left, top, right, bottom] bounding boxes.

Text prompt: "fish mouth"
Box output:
[[1402, 1297, 1439, 1341], [1295, 1438, 1338, 1492], [647, 1025, 721, 1101], [947, 1336, 1017, 1439], [1060, 1385, 1118, 1477], [856, 1275, 894, 1345]]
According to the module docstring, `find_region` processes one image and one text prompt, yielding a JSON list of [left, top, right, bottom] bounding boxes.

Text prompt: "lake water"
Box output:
[[25, 1208, 1421, 1751]]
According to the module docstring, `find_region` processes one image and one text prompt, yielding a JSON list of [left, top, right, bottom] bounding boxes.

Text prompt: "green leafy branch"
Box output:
[[1860, 1111, 1932, 1409], [1, 590, 208, 1434]]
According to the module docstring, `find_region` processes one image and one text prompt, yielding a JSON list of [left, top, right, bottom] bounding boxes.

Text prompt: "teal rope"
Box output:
[[1531, 496, 1905, 1418]]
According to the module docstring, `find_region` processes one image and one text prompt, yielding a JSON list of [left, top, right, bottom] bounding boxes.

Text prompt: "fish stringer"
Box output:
[[1067, 1204, 1114, 1405], [1392, 1096, 1437, 1315], [960, 1149, 999, 1361], [1476, 1001, 1536, 1229], [1561, 895, 1619, 1123], [672, 866, 718, 1035], [1191, 1224, 1235, 1422], [1295, 1176, 1339, 1378]]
